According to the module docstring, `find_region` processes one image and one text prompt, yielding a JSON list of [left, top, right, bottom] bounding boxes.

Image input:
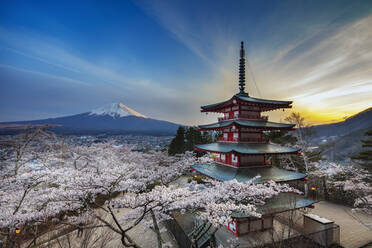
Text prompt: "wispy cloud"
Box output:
[[0, 26, 200, 122], [1, 1, 372, 125], [139, 1, 372, 123]]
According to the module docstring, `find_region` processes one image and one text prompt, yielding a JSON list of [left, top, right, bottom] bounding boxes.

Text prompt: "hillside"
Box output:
[[312, 107, 372, 161], [312, 107, 372, 138]]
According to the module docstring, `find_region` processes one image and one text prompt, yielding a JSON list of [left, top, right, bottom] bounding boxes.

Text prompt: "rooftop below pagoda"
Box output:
[[192, 163, 306, 183], [195, 142, 300, 155]]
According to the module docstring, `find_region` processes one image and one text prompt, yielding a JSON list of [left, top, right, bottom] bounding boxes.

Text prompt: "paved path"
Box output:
[[311, 201, 372, 248]]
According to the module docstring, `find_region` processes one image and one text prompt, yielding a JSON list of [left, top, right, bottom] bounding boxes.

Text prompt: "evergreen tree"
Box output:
[[351, 129, 372, 169], [201, 131, 213, 144], [185, 127, 203, 151], [168, 126, 186, 155], [168, 126, 213, 155]]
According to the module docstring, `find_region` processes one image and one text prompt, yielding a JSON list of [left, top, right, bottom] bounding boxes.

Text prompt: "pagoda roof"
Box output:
[[192, 163, 306, 183], [232, 193, 315, 218], [195, 142, 300, 155], [201, 93, 292, 112], [199, 119, 295, 130]]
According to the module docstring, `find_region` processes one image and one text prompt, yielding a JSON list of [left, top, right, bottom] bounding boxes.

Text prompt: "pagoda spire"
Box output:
[[238, 41, 247, 95]]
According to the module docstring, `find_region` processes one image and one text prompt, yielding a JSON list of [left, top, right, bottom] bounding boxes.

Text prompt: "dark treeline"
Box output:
[[168, 126, 212, 156]]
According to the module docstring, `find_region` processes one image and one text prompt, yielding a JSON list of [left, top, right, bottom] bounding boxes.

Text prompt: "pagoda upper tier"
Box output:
[[201, 92, 292, 113]]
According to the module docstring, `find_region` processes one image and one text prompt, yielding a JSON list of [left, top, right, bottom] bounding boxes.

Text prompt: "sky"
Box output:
[[0, 0, 372, 125]]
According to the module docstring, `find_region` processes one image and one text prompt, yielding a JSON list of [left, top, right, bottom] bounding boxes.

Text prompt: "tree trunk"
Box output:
[[150, 209, 162, 248], [120, 233, 141, 248], [302, 153, 309, 197], [322, 176, 329, 201]]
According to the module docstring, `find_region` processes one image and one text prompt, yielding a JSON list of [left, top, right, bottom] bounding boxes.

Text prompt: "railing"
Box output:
[[275, 212, 341, 248], [239, 161, 271, 167], [241, 137, 269, 143], [217, 137, 238, 142], [304, 224, 340, 247], [217, 137, 268, 143], [239, 115, 268, 120], [218, 115, 269, 121], [214, 158, 270, 167], [218, 116, 231, 122], [214, 158, 238, 167]]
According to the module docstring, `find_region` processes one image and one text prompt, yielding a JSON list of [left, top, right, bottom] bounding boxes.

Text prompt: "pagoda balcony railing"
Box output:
[[218, 115, 269, 122], [214, 159, 271, 167], [240, 160, 272, 167], [214, 158, 238, 167], [217, 137, 268, 143], [239, 115, 268, 121]]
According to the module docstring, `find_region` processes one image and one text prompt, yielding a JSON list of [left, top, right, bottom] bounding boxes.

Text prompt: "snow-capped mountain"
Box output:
[[89, 103, 147, 118], [0, 102, 180, 135]]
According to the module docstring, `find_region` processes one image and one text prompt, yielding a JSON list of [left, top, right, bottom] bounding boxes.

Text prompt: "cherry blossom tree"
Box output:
[[285, 112, 316, 197], [309, 160, 372, 214], [1, 133, 300, 248]]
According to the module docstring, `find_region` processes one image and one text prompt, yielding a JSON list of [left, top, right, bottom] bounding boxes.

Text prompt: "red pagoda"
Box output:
[[192, 41, 314, 240]]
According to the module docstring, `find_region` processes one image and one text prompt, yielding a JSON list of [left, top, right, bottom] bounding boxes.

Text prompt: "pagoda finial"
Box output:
[[239, 41, 247, 95]]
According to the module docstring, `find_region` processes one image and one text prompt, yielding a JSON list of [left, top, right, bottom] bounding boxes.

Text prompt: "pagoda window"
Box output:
[[228, 221, 236, 232], [233, 133, 239, 141], [234, 111, 239, 118], [223, 133, 228, 140], [232, 154, 238, 164], [232, 105, 239, 111], [221, 154, 226, 161]]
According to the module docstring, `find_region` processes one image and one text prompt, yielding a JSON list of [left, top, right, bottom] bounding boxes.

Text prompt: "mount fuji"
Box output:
[[89, 103, 148, 119], [0, 103, 181, 135]]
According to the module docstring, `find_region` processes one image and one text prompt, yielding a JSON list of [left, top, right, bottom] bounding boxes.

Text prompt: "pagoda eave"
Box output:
[[195, 143, 300, 155], [231, 193, 315, 218], [192, 163, 307, 183], [201, 95, 293, 113], [198, 119, 295, 131], [199, 127, 296, 132]]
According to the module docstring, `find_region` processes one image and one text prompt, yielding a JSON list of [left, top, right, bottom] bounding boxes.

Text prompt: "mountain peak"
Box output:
[[89, 102, 147, 118]]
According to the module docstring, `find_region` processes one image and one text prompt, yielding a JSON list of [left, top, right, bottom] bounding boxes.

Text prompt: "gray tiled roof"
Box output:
[[199, 119, 295, 130], [195, 142, 300, 154], [201, 94, 292, 111], [232, 194, 315, 217], [236, 95, 292, 105], [192, 163, 306, 183]]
